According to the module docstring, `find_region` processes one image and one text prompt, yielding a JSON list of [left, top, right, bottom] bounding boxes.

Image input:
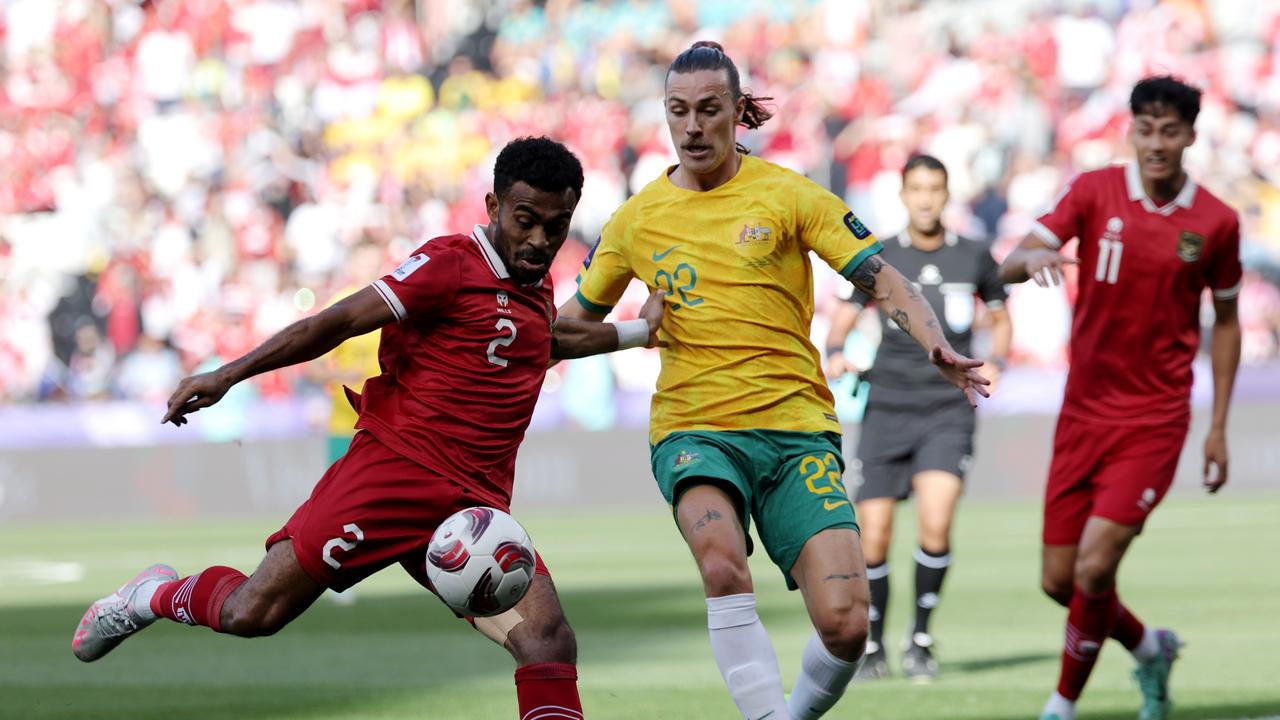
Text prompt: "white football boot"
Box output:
[[72, 563, 178, 662]]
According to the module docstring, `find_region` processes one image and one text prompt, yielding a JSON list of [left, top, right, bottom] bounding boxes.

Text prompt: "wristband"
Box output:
[[615, 319, 651, 350], [826, 346, 845, 357], [992, 358, 1007, 371]]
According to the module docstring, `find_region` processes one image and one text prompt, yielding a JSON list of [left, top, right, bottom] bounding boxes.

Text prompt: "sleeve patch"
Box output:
[[583, 236, 601, 270], [392, 253, 430, 281], [843, 212, 872, 240]]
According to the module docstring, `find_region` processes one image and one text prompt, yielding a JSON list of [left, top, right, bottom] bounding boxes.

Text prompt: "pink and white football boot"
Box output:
[[72, 563, 178, 662]]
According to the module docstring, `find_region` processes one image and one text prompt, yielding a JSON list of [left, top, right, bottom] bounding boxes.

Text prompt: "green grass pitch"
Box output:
[[2, 494, 1278, 719]]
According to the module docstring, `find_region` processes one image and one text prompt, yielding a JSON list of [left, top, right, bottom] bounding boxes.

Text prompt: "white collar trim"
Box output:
[[471, 225, 509, 279], [1125, 161, 1196, 216]]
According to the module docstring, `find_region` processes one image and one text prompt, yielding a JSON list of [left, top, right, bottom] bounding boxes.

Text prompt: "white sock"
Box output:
[[1042, 691, 1076, 720], [1131, 627, 1161, 662], [132, 581, 160, 621], [706, 593, 788, 720], [787, 632, 859, 719]]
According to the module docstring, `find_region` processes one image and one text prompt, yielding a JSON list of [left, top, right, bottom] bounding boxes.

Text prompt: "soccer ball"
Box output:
[[425, 507, 537, 617]]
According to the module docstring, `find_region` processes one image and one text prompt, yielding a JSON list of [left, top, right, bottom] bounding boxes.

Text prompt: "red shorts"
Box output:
[[1042, 414, 1188, 545], [267, 431, 549, 592]]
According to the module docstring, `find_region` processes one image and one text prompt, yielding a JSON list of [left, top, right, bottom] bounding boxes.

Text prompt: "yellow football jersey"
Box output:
[[323, 284, 383, 436], [576, 154, 882, 443]]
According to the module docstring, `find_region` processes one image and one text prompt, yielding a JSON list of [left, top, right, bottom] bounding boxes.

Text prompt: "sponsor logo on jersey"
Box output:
[[674, 450, 701, 468], [392, 253, 430, 281], [1177, 231, 1204, 262], [651, 244, 682, 261], [843, 212, 872, 239], [919, 264, 943, 285], [1138, 487, 1157, 512]]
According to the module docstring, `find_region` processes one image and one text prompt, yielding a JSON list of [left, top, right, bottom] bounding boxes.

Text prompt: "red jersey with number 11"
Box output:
[[353, 225, 555, 508], [1032, 163, 1242, 424]]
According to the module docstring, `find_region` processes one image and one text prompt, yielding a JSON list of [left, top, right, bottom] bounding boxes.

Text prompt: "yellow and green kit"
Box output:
[[576, 154, 883, 587]]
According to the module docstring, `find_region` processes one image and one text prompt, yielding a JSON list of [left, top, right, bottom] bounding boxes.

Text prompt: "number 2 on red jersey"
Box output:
[[487, 319, 517, 367]]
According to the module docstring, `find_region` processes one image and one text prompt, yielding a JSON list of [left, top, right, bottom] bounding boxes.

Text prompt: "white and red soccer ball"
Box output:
[[426, 507, 537, 617]]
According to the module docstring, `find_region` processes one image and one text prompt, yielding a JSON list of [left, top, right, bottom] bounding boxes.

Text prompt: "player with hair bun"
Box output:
[[563, 42, 989, 719]]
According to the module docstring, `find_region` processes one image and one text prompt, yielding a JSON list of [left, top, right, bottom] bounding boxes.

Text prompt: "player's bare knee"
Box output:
[[814, 607, 868, 662], [1040, 575, 1073, 607], [1073, 553, 1118, 594], [697, 551, 752, 597]]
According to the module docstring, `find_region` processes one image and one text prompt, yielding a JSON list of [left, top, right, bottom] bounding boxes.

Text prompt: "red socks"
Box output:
[[1057, 585, 1118, 700], [150, 566, 248, 633], [514, 662, 583, 719], [1110, 601, 1146, 651]]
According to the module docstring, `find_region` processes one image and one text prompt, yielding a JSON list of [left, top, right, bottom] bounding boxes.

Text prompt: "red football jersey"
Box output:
[[354, 226, 555, 508], [1032, 163, 1242, 424]]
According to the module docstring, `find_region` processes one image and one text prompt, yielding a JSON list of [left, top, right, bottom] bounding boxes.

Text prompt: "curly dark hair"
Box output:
[[493, 136, 585, 200], [1130, 75, 1201, 125]]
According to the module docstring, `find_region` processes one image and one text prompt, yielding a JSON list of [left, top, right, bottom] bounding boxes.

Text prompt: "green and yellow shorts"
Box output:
[[651, 429, 858, 590]]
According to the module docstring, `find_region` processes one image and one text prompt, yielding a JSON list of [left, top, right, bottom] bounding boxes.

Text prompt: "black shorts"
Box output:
[[853, 394, 975, 502]]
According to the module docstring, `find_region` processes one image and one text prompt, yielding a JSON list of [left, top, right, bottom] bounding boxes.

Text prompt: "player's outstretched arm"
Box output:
[[849, 256, 989, 405], [1204, 295, 1241, 494], [162, 287, 396, 426], [551, 289, 667, 359], [998, 234, 1080, 286]]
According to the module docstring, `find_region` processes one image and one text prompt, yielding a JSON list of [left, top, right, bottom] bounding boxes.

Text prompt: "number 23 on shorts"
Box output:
[[801, 452, 849, 511]]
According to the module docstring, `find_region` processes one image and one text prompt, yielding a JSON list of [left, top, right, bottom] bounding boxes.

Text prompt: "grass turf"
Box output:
[[2, 494, 1278, 719]]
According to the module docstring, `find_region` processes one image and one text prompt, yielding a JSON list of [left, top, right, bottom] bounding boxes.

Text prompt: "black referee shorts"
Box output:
[[852, 394, 975, 502]]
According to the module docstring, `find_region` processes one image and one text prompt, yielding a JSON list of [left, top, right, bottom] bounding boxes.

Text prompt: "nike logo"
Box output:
[[652, 245, 681, 261], [824, 499, 850, 511]]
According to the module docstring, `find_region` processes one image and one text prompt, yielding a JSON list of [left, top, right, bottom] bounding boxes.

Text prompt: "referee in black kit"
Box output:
[[825, 155, 1011, 683]]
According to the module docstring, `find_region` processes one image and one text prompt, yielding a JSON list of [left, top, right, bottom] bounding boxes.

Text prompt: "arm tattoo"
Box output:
[[823, 573, 859, 582], [692, 509, 722, 533], [849, 256, 886, 298], [890, 308, 911, 332]]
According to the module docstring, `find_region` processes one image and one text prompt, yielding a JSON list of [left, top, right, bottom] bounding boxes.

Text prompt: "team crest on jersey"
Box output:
[[1177, 231, 1204, 262], [674, 450, 701, 468], [734, 222, 775, 260], [843, 212, 871, 240]]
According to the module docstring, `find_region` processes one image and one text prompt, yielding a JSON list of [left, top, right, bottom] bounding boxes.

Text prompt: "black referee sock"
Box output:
[[912, 546, 951, 638], [866, 561, 889, 650]]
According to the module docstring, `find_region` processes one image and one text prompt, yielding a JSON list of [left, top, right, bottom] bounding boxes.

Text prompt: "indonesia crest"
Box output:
[[1177, 231, 1204, 262]]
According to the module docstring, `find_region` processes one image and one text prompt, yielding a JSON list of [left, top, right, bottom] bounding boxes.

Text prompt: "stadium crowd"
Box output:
[[3, 0, 1279, 418]]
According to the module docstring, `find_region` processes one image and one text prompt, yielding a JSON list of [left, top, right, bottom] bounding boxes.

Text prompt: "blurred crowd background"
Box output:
[[3, 0, 1279, 431]]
